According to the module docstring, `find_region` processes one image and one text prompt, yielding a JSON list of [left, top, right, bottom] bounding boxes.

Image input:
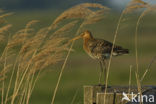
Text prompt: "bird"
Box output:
[[71, 30, 129, 85]]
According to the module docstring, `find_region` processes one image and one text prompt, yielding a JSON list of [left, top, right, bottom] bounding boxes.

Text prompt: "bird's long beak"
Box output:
[[70, 33, 84, 41]]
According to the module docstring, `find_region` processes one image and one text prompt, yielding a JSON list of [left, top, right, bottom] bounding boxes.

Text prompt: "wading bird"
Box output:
[[71, 30, 129, 85]]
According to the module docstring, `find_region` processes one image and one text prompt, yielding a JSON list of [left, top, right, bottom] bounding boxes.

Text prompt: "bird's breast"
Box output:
[[83, 39, 90, 53], [83, 39, 97, 59]]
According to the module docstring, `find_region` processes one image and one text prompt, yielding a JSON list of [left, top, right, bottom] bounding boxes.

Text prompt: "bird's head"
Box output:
[[71, 30, 93, 41]]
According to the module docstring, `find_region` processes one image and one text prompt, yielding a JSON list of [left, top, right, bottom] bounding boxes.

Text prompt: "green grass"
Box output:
[[1, 10, 156, 104]]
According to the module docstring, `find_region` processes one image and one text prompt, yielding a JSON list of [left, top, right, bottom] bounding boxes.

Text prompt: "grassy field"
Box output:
[[1, 7, 156, 104]]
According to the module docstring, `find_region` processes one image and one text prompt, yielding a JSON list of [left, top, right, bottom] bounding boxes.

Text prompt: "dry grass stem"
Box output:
[[141, 56, 156, 82], [135, 71, 142, 104], [51, 41, 75, 104], [70, 89, 79, 104], [103, 9, 125, 104], [128, 65, 132, 94]]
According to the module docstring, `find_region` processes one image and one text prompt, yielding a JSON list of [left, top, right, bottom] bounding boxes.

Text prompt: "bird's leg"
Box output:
[[103, 59, 107, 85], [98, 60, 103, 85]]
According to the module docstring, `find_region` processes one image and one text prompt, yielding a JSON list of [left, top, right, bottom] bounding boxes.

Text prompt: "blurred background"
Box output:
[[1, 0, 156, 10], [1, 0, 156, 104]]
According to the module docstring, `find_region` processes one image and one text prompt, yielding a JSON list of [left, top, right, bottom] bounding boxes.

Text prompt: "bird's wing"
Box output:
[[88, 39, 128, 55], [88, 39, 112, 54]]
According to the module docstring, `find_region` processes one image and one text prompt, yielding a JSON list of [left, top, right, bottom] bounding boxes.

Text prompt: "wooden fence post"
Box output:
[[84, 85, 155, 104]]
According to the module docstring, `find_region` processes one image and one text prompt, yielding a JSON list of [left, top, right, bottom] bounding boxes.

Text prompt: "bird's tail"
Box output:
[[113, 46, 129, 56], [117, 48, 129, 54]]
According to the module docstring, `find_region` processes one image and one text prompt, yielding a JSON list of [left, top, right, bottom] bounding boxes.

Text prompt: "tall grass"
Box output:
[[0, 11, 70, 104]]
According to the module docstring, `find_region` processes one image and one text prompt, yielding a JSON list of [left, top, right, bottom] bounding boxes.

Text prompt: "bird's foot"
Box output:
[[97, 83, 105, 86], [97, 83, 102, 86], [97, 84, 111, 88]]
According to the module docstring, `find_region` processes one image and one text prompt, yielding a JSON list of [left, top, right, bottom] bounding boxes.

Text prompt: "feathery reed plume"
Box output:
[[51, 3, 109, 29], [83, 9, 110, 25], [124, 0, 149, 14], [0, 35, 5, 42], [83, 16, 105, 25], [0, 24, 12, 33], [137, 4, 156, 19], [52, 20, 78, 37], [25, 20, 39, 29], [120, 0, 149, 24], [0, 13, 13, 19], [0, 19, 5, 24], [0, 64, 12, 81], [7, 20, 39, 50], [30, 37, 68, 73], [0, 14, 12, 42], [0, 13, 13, 27], [19, 28, 47, 55]]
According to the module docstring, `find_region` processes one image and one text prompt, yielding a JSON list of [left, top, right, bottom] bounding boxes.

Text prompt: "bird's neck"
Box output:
[[83, 34, 94, 53], [83, 37, 93, 52], [83, 34, 94, 44], [83, 34, 93, 41]]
